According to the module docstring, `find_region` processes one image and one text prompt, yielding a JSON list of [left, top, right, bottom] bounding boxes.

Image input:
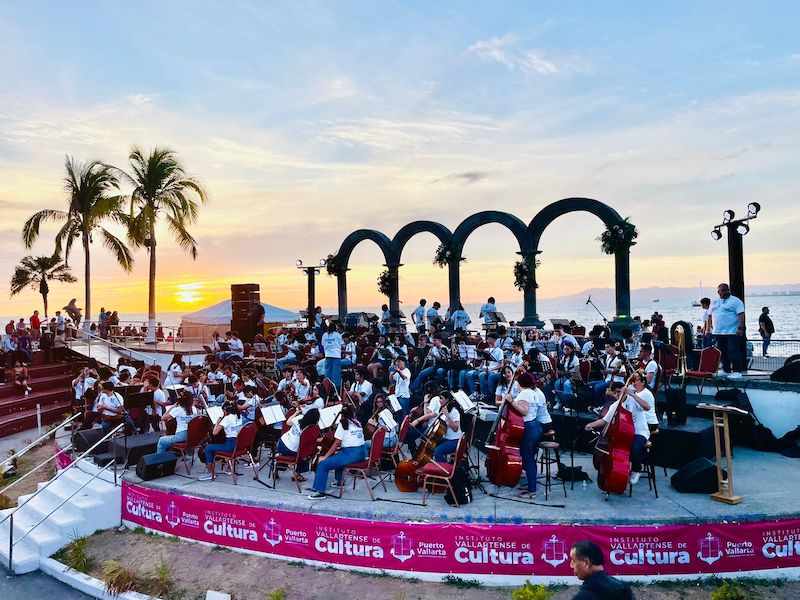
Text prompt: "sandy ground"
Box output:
[[1, 438, 56, 506], [79, 529, 799, 600]]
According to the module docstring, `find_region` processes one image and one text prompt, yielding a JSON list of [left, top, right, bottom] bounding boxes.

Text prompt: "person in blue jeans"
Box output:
[[513, 372, 545, 499], [321, 323, 344, 389], [156, 392, 197, 453], [199, 401, 242, 481], [308, 405, 366, 499]]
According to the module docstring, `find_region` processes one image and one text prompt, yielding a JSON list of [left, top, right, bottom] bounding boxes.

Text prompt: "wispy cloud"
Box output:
[[465, 33, 590, 76], [432, 171, 490, 186]]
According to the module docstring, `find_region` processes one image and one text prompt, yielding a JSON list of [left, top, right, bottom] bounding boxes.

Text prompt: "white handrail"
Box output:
[[0, 413, 80, 470], [68, 330, 157, 365]]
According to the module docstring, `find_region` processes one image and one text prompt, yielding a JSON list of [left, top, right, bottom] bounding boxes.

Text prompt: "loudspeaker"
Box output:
[[771, 359, 800, 383], [73, 428, 108, 454], [230, 319, 256, 344], [670, 457, 723, 493], [112, 431, 161, 466], [136, 452, 177, 481], [231, 284, 260, 321], [665, 388, 687, 426]]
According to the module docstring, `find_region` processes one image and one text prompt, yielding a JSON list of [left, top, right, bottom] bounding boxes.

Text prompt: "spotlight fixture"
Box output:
[[319, 258, 327, 267], [722, 210, 735, 223], [295, 259, 303, 267], [314, 268, 321, 275], [736, 222, 750, 236], [711, 228, 722, 241], [747, 202, 761, 217]]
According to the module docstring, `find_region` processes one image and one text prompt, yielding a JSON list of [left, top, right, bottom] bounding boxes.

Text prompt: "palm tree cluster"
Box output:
[[13, 147, 208, 342]]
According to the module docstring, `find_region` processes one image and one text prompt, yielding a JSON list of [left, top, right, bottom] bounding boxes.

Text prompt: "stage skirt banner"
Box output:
[[54, 442, 74, 470], [122, 482, 800, 578]]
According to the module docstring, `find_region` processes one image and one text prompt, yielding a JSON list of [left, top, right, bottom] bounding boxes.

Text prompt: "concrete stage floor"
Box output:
[[124, 444, 800, 527]]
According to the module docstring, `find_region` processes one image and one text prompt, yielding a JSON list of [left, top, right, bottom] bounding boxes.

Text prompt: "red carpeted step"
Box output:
[[0, 400, 73, 438], [0, 388, 72, 418], [0, 373, 74, 400]]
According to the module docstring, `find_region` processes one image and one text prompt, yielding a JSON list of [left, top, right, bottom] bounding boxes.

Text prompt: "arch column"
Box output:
[[447, 258, 461, 316], [609, 249, 635, 339], [518, 250, 545, 327], [386, 263, 402, 314], [336, 269, 349, 321]]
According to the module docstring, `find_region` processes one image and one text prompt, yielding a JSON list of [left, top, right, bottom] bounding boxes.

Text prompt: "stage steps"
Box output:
[[0, 459, 120, 574]]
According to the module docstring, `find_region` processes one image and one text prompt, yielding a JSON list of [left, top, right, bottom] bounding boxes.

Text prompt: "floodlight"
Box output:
[[295, 259, 303, 267], [747, 202, 761, 217], [314, 269, 321, 275], [736, 222, 750, 236], [722, 210, 735, 223], [320, 259, 327, 267], [711, 228, 722, 241]]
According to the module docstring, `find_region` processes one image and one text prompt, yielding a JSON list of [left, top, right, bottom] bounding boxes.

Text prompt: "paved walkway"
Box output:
[[0, 565, 91, 599]]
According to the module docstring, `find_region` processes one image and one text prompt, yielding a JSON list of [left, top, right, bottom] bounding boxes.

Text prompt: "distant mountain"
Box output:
[[541, 284, 800, 303]]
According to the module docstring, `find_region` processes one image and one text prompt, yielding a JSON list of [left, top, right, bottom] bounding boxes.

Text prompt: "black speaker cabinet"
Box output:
[[670, 457, 724, 494], [136, 452, 177, 481], [73, 428, 108, 454]]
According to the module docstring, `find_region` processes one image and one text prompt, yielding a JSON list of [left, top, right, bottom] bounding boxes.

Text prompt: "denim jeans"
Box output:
[[590, 381, 610, 406], [715, 335, 744, 373], [630, 434, 647, 472], [205, 437, 236, 464], [312, 445, 365, 492], [364, 431, 397, 453], [324, 357, 342, 388], [157, 429, 187, 453], [411, 366, 445, 392], [433, 438, 458, 462], [478, 371, 501, 399], [760, 332, 771, 356], [462, 369, 480, 394], [520, 420, 543, 492], [397, 396, 411, 418], [554, 378, 574, 396]]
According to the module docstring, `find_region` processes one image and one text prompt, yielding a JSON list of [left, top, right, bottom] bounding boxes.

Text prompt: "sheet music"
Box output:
[[388, 394, 402, 412], [253, 343, 268, 352], [452, 389, 476, 412], [457, 345, 478, 360], [260, 405, 286, 425], [206, 406, 224, 423], [378, 408, 397, 431], [318, 404, 342, 429]]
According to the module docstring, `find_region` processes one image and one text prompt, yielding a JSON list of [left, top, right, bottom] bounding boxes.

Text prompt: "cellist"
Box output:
[[514, 372, 549, 499], [585, 371, 651, 486], [409, 389, 462, 462]]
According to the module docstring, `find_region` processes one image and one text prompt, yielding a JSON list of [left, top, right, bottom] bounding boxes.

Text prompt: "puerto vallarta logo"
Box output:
[[698, 533, 723, 565], [165, 501, 181, 528], [391, 531, 414, 562], [541, 535, 568, 567], [263, 518, 283, 547]]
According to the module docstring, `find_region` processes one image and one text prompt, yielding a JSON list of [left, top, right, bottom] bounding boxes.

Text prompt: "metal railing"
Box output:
[[746, 338, 800, 373], [3, 423, 124, 572], [66, 329, 158, 367], [0, 413, 79, 474]]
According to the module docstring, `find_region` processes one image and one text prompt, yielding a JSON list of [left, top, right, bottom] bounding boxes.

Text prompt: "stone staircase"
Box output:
[[0, 459, 120, 574]]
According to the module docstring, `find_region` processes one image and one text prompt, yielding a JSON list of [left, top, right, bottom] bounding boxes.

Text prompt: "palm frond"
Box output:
[[21, 209, 68, 248], [10, 266, 34, 297], [9, 255, 75, 297], [165, 215, 199, 259], [98, 228, 134, 271]]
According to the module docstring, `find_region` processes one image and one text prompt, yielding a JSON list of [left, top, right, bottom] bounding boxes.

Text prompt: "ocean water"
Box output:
[[4, 295, 799, 339]]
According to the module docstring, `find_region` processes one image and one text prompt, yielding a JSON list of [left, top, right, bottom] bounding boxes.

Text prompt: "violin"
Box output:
[[591, 375, 636, 496], [484, 393, 524, 488]]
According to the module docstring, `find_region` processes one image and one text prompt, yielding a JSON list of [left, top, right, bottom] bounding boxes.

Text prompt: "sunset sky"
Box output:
[[2, 2, 799, 318]]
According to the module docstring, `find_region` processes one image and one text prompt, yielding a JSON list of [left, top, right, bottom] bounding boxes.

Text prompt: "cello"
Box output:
[[484, 393, 524, 488], [591, 377, 635, 497], [395, 394, 452, 492]]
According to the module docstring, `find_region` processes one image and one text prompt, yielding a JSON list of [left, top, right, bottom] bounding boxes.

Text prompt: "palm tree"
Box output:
[[112, 147, 208, 343], [22, 156, 133, 332], [10, 255, 77, 318]]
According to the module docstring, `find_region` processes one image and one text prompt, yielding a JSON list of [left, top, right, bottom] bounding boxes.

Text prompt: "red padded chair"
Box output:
[[210, 422, 259, 485], [273, 424, 320, 492], [421, 436, 468, 507], [657, 344, 680, 393], [339, 427, 387, 500], [682, 346, 722, 396], [169, 415, 212, 474]]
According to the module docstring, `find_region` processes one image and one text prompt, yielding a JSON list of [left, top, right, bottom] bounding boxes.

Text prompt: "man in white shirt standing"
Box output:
[[412, 299, 427, 334], [321, 323, 344, 388], [479, 297, 497, 325], [710, 283, 746, 378]]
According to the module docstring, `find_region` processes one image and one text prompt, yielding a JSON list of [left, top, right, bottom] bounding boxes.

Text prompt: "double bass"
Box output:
[[484, 394, 524, 488], [592, 377, 635, 497]]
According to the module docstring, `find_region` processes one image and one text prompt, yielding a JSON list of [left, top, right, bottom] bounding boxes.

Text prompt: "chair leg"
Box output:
[[230, 458, 237, 485], [211, 457, 217, 481], [698, 379, 704, 397], [447, 482, 458, 507], [249, 454, 258, 479], [421, 476, 428, 506], [292, 465, 302, 493], [363, 471, 374, 501]]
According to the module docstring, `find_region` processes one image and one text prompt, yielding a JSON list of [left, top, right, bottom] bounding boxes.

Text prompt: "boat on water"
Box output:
[[691, 281, 703, 306]]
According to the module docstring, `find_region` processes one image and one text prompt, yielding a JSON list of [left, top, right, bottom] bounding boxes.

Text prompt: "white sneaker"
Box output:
[[552, 402, 562, 411], [197, 474, 213, 481], [629, 472, 641, 485], [26, 386, 32, 392], [716, 370, 728, 378], [727, 372, 742, 380], [308, 491, 327, 500], [24, 390, 29, 396]]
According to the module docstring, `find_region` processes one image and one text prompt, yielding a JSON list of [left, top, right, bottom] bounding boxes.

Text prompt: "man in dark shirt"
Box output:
[[570, 540, 634, 600], [758, 306, 775, 357]]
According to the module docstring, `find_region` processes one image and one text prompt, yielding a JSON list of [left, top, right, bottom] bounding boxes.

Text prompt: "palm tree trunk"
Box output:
[[146, 223, 157, 344], [42, 292, 49, 319], [83, 232, 91, 335]]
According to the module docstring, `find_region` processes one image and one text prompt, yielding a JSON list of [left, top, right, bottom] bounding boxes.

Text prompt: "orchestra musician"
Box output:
[[412, 390, 462, 462], [494, 364, 520, 404], [554, 341, 580, 398], [345, 368, 373, 407], [276, 408, 322, 482], [585, 371, 651, 485], [638, 344, 659, 395], [588, 342, 628, 409], [450, 303, 471, 333], [508, 340, 525, 371], [510, 372, 550, 499], [392, 357, 412, 417], [308, 404, 366, 499], [199, 400, 243, 481], [156, 391, 197, 453], [477, 334, 504, 402], [293, 369, 312, 403], [411, 335, 450, 392], [366, 334, 391, 380], [363, 394, 398, 451], [405, 383, 443, 455]]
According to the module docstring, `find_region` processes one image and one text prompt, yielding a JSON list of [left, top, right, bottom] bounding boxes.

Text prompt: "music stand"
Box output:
[[698, 403, 748, 505], [124, 391, 154, 411], [386, 310, 406, 328], [207, 383, 224, 397]]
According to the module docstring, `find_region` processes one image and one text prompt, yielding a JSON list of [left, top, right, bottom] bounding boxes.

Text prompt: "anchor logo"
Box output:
[[263, 518, 282, 546], [541, 535, 568, 567], [390, 531, 415, 562], [698, 533, 723, 565], [165, 502, 181, 528]]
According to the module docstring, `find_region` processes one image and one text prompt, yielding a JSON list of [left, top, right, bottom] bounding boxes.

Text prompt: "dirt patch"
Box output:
[[79, 529, 800, 600], [1, 439, 57, 506]]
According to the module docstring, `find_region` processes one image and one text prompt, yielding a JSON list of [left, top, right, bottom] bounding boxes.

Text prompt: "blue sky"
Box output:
[[1, 2, 799, 313]]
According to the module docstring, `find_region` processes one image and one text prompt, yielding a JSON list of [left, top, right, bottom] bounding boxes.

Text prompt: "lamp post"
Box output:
[[710, 203, 761, 364], [296, 258, 327, 331]]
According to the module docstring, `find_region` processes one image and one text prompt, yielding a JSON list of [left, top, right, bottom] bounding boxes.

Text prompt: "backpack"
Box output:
[[443, 464, 473, 506]]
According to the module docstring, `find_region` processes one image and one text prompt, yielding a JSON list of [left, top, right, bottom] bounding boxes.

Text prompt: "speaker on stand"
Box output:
[[230, 283, 261, 344]]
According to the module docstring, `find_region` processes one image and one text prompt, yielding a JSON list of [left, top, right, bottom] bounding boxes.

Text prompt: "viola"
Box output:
[[592, 383, 635, 496], [485, 395, 524, 488]]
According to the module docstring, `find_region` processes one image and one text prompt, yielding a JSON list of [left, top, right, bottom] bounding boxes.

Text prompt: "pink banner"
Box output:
[[54, 441, 73, 470], [122, 482, 800, 579]]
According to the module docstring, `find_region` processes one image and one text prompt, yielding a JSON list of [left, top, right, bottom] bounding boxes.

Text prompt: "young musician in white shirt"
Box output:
[[321, 323, 344, 388], [510, 373, 550, 498], [363, 394, 398, 451], [392, 357, 412, 416], [478, 334, 504, 401], [494, 365, 521, 404], [479, 297, 497, 324], [309, 405, 366, 498], [411, 299, 427, 333], [96, 381, 125, 432], [157, 391, 197, 453], [277, 408, 321, 481], [199, 400, 242, 481]]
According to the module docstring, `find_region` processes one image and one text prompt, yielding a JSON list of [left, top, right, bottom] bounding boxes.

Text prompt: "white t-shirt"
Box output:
[[74, 376, 97, 400], [294, 380, 311, 399], [321, 332, 343, 359], [208, 370, 225, 382], [393, 368, 411, 398], [480, 303, 497, 323], [632, 387, 658, 425], [604, 355, 627, 383], [486, 346, 503, 370], [495, 380, 520, 399], [165, 363, 183, 387], [277, 378, 293, 393], [301, 396, 324, 414], [711, 295, 745, 335], [518, 387, 550, 424], [603, 398, 650, 440], [146, 388, 169, 416], [643, 359, 659, 391], [281, 421, 303, 453], [352, 380, 373, 402], [228, 338, 244, 357], [219, 413, 242, 438], [702, 308, 713, 334], [335, 421, 365, 448], [344, 341, 357, 363], [412, 305, 426, 327], [99, 392, 123, 417], [170, 405, 196, 433]]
